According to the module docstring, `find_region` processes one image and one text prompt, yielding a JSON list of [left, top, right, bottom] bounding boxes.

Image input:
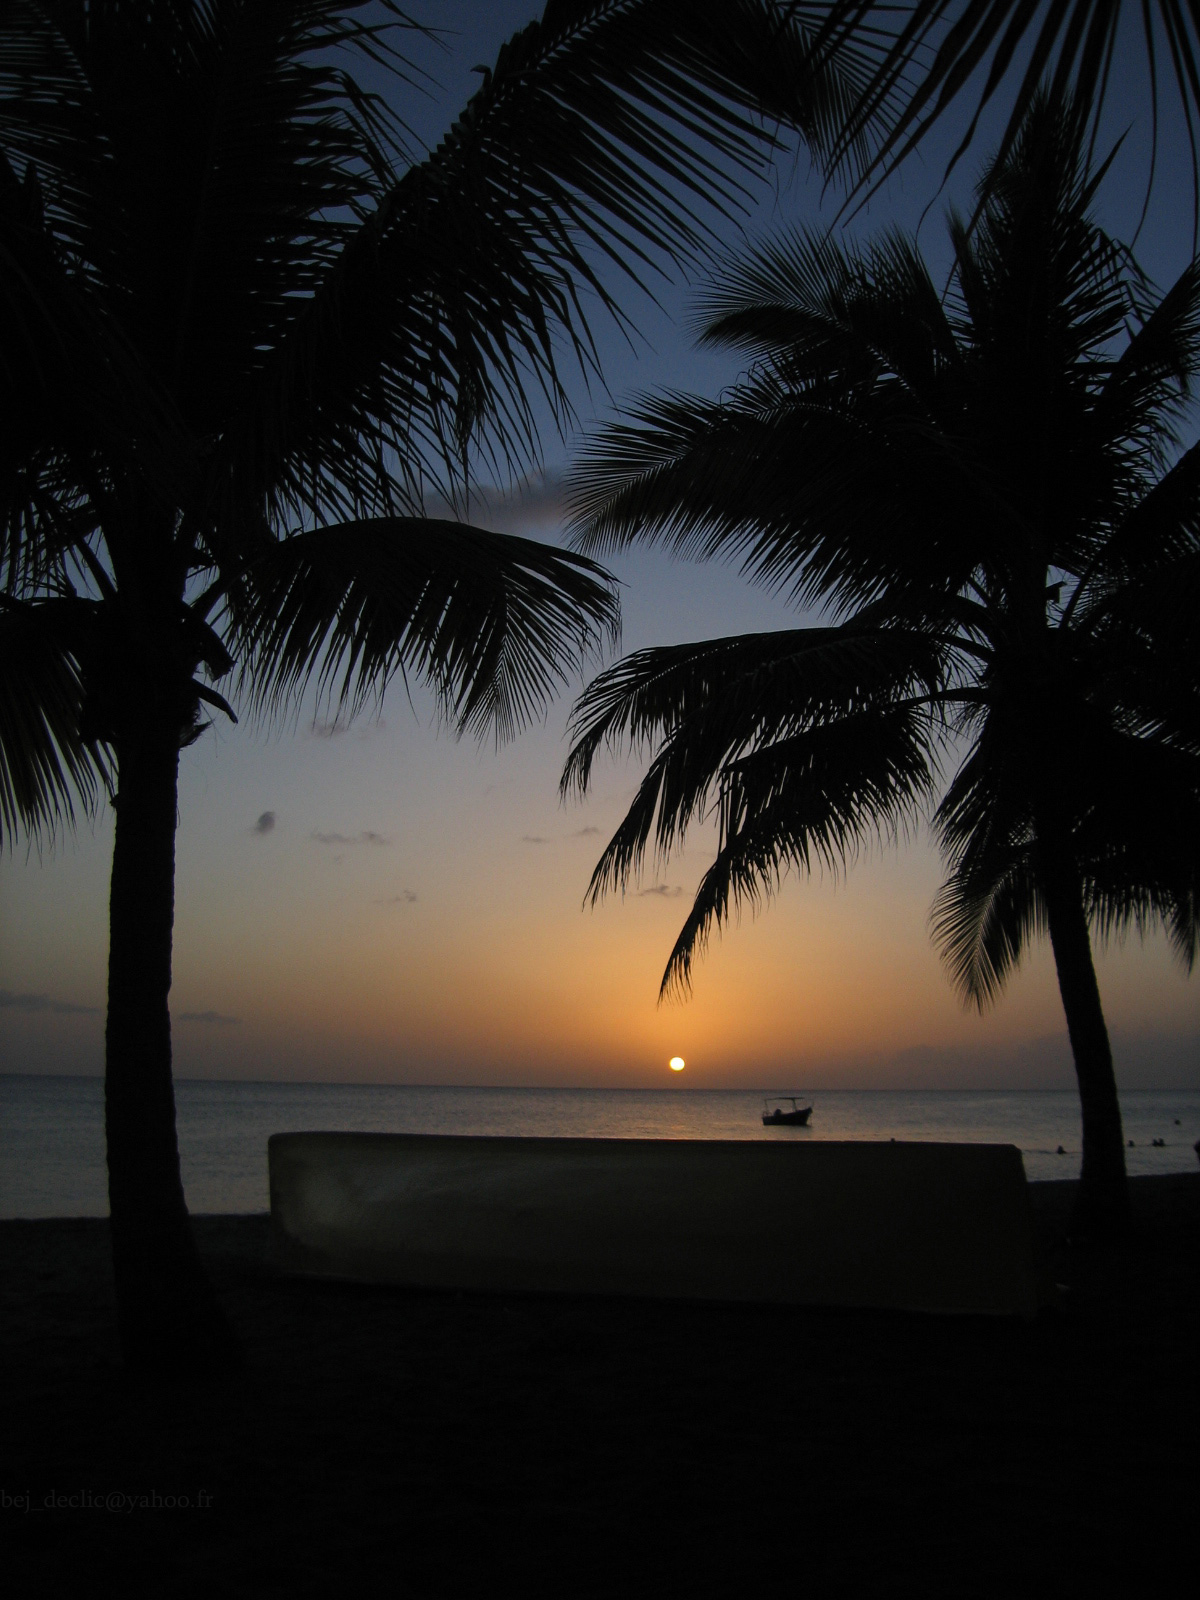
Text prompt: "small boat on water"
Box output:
[[762, 1096, 813, 1127]]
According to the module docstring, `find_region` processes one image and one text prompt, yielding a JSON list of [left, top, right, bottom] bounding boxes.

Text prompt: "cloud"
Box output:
[[0, 990, 100, 1016], [637, 884, 683, 899], [311, 830, 391, 847], [308, 717, 388, 740], [432, 470, 568, 538], [253, 810, 276, 835], [523, 825, 602, 844], [177, 1010, 241, 1026], [377, 889, 419, 906]]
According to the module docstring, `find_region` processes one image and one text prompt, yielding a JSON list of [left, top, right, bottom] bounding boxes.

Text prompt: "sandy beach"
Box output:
[[4, 1173, 1198, 1597]]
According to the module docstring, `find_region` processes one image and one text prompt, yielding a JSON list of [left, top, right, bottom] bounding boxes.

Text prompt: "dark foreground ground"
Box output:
[[3, 1175, 1198, 1599]]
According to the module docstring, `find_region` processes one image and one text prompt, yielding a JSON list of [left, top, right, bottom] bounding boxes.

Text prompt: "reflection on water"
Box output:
[[1, 1075, 1198, 1216]]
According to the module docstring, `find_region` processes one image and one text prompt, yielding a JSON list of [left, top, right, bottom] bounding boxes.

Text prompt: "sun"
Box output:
[[669, 1057, 685, 1072]]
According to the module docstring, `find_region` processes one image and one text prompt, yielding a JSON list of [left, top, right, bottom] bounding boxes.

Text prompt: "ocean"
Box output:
[[2, 1075, 1198, 1217]]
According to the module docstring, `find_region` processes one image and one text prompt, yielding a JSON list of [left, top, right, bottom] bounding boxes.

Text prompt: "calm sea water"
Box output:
[[2, 1075, 1198, 1217]]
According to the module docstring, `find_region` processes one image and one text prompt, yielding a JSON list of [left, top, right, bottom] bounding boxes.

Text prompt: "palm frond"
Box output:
[[563, 618, 946, 798], [822, 1, 1200, 231], [212, 0, 895, 536], [1093, 439, 1200, 584], [657, 698, 939, 995], [1094, 259, 1200, 456], [930, 845, 1044, 1007], [0, 147, 189, 586], [234, 517, 618, 742], [0, 594, 110, 846], [566, 368, 984, 621], [562, 620, 943, 961], [1072, 721, 1200, 966]]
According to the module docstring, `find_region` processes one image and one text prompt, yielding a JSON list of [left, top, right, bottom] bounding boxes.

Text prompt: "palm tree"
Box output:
[[0, 0, 884, 1373], [561, 95, 1200, 1238]]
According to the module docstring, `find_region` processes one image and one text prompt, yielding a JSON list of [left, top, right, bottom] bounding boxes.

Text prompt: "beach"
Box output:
[[3, 1173, 1197, 1596]]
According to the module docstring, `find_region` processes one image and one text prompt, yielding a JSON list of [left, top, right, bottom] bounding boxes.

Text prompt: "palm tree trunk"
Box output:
[[105, 713, 239, 1374], [1037, 847, 1131, 1239]]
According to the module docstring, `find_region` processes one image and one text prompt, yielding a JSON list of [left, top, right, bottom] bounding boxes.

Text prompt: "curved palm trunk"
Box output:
[[1037, 847, 1130, 1239], [105, 715, 239, 1373]]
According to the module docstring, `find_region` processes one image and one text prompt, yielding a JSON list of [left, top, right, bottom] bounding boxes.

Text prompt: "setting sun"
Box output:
[[669, 1057, 685, 1072]]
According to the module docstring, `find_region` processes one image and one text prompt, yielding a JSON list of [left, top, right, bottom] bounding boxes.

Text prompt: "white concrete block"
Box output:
[[268, 1133, 1047, 1317]]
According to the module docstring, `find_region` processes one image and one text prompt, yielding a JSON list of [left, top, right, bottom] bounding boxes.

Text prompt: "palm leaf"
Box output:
[[0, 594, 110, 846], [822, 1, 1200, 227], [0, 147, 190, 587], [930, 844, 1044, 1007], [234, 517, 618, 741], [657, 698, 940, 995], [211, 0, 895, 536], [561, 619, 945, 984]]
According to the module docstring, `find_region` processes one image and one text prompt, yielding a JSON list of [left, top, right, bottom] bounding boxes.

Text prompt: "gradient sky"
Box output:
[[1, 3, 1197, 1089]]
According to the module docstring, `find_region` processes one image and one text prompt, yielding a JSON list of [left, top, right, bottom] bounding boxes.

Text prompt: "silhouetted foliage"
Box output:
[[0, 0, 884, 1371], [821, 0, 1200, 228], [564, 95, 1200, 1234]]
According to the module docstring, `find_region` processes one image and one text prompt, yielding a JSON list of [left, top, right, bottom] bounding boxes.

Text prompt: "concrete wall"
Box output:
[[269, 1133, 1049, 1317]]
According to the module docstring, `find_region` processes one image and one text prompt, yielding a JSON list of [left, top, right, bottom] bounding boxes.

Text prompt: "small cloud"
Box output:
[[308, 717, 387, 740], [312, 830, 391, 847], [377, 889, 418, 906], [573, 825, 602, 837], [637, 884, 683, 899], [0, 989, 100, 1016], [521, 834, 550, 845], [430, 470, 567, 537], [177, 1010, 241, 1026], [253, 810, 276, 835]]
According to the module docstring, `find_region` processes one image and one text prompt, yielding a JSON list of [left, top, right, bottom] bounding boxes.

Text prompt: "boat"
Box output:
[[762, 1096, 813, 1126]]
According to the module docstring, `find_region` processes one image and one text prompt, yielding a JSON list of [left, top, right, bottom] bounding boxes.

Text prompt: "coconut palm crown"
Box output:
[[562, 95, 1200, 1234], [0, 0, 885, 1372]]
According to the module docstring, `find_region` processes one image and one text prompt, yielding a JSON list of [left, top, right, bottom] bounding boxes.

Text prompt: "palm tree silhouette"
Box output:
[[562, 95, 1200, 1236], [821, 1, 1200, 223], [0, 0, 881, 1371]]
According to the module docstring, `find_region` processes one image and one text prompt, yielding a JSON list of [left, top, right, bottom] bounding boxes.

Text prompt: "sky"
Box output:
[[1, 2, 1197, 1089]]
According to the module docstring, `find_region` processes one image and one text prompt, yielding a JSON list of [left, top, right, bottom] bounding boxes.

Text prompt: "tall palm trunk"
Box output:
[[105, 711, 239, 1373], [1037, 842, 1131, 1238]]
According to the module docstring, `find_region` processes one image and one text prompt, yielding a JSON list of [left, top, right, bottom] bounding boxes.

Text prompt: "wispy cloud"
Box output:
[[177, 1010, 241, 1026], [312, 830, 390, 847], [377, 889, 418, 906], [308, 717, 388, 740], [0, 990, 100, 1016], [637, 884, 683, 899], [253, 810, 276, 835], [431, 470, 567, 538], [523, 825, 603, 845]]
